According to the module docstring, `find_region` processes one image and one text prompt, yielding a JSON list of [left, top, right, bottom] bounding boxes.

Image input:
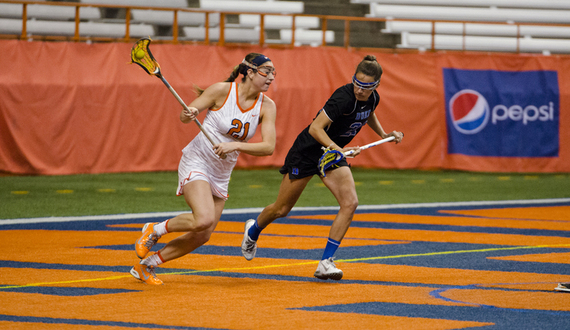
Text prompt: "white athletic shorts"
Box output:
[[176, 133, 237, 201]]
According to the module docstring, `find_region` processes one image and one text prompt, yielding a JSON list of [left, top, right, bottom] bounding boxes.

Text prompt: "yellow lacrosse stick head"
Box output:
[[318, 148, 344, 177], [130, 37, 161, 76]]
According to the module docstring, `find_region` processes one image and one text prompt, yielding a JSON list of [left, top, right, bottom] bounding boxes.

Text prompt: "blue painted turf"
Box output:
[[2, 200, 570, 329], [294, 301, 570, 329]]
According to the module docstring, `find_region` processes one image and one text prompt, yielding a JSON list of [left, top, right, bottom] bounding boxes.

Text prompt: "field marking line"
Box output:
[[2, 243, 569, 290], [2, 198, 570, 225]]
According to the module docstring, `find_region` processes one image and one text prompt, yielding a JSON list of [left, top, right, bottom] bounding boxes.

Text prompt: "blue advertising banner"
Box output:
[[443, 69, 559, 157]]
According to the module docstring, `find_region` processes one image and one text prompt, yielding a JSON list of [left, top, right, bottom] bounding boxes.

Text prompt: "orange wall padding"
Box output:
[[0, 40, 568, 175]]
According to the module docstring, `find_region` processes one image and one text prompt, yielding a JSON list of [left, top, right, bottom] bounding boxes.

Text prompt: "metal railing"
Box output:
[[2, 0, 570, 54]]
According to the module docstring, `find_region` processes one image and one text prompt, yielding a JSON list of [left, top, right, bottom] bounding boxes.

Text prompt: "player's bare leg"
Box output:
[[257, 175, 312, 227], [320, 166, 358, 241], [159, 180, 225, 262], [313, 166, 358, 280], [242, 175, 312, 260]]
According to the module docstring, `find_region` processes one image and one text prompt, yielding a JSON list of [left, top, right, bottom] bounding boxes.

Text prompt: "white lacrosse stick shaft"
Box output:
[[344, 136, 395, 156]]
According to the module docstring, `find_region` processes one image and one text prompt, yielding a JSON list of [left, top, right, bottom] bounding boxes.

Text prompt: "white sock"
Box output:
[[142, 252, 164, 267], [154, 220, 170, 237]]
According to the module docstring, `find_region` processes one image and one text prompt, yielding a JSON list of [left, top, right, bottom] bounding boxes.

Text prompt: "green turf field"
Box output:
[[1, 168, 569, 219]]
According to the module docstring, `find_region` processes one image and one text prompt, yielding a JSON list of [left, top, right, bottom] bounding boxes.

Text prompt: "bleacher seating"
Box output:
[[80, 0, 188, 8], [354, 0, 570, 53], [199, 0, 304, 14], [0, 3, 101, 20], [130, 10, 220, 27], [0, 18, 154, 38], [351, 0, 570, 10], [182, 26, 260, 43], [3, 0, 570, 52], [383, 21, 570, 39], [0, 1, 334, 46], [367, 4, 570, 23], [277, 29, 335, 46], [399, 32, 570, 53], [238, 14, 319, 30], [182, 26, 334, 46]]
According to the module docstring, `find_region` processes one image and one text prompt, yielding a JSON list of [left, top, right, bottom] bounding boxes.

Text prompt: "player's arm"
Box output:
[[308, 110, 360, 156], [367, 112, 404, 143], [180, 82, 229, 124], [213, 97, 276, 157]]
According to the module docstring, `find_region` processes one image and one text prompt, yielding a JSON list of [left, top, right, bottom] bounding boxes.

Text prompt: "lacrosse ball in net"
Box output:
[[135, 50, 145, 59]]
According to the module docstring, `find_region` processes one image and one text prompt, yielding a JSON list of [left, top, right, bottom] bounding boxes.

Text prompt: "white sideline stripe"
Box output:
[[2, 198, 569, 226]]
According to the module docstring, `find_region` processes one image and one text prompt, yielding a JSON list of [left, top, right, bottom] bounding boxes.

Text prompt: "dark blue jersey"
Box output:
[[320, 83, 380, 147], [279, 83, 380, 178]]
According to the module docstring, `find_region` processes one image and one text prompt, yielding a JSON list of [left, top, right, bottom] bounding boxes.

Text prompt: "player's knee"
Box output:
[[340, 196, 359, 213], [264, 202, 292, 219], [274, 204, 293, 219], [192, 215, 216, 232]]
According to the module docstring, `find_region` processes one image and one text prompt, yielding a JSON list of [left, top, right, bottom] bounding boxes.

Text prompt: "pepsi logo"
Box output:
[[449, 89, 489, 134]]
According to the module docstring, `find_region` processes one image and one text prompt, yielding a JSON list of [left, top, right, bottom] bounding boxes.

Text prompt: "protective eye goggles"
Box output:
[[241, 59, 276, 78], [256, 66, 277, 77], [352, 75, 379, 90]]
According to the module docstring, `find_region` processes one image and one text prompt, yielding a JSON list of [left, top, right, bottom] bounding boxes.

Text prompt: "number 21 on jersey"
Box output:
[[227, 119, 250, 141]]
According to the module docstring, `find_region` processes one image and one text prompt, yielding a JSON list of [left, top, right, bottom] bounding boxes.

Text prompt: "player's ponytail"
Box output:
[[225, 52, 265, 83], [355, 55, 383, 81], [194, 52, 266, 96], [225, 64, 244, 83]]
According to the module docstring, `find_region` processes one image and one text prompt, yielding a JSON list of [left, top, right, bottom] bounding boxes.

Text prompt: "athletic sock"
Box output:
[[142, 251, 164, 267], [153, 220, 170, 237], [321, 238, 341, 260], [247, 220, 263, 241]]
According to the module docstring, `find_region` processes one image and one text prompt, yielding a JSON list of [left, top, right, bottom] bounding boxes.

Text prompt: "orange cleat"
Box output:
[[135, 222, 160, 259], [130, 261, 163, 285]]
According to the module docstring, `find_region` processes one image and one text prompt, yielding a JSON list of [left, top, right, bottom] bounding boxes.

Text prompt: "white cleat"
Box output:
[[555, 282, 570, 292], [241, 219, 258, 261], [314, 257, 343, 280]]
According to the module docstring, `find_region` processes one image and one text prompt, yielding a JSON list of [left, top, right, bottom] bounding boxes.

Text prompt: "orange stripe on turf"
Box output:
[[440, 206, 570, 221], [291, 211, 570, 231], [0, 275, 492, 329], [442, 287, 570, 311]]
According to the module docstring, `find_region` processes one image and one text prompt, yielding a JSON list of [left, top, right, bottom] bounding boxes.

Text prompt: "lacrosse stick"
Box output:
[[318, 136, 395, 177], [130, 37, 218, 147]]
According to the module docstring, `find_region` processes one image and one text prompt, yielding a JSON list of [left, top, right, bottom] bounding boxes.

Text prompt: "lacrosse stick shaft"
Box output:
[[158, 76, 218, 146], [344, 136, 395, 156]]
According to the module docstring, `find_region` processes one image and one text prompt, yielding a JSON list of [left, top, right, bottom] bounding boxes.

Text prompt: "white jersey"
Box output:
[[177, 82, 264, 199]]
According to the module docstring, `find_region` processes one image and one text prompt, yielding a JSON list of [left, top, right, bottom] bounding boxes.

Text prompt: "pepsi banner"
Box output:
[[443, 69, 559, 157]]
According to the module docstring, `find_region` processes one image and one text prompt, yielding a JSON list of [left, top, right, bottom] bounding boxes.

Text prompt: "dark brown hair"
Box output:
[[194, 52, 264, 96], [225, 52, 264, 83], [355, 55, 383, 81]]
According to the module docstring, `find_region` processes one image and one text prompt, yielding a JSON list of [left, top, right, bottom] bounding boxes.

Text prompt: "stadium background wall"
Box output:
[[0, 40, 568, 175]]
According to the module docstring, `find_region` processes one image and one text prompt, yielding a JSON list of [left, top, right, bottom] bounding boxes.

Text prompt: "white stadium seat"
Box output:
[[368, 4, 570, 24], [277, 29, 334, 46], [80, 0, 188, 8], [351, 0, 570, 10], [0, 3, 101, 20], [199, 0, 303, 14], [182, 26, 260, 42], [0, 18, 154, 37], [399, 32, 570, 53], [131, 10, 220, 27], [238, 14, 319, 30], [383, 21, 570, 39]]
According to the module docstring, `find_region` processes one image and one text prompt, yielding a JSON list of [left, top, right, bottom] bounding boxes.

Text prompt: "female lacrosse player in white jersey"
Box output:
[[130, 53, 277, 285], [241, 55, 403, 280]]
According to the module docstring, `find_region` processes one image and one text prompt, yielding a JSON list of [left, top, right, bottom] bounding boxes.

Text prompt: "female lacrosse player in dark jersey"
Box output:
[[241, 55, 403, 280]]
